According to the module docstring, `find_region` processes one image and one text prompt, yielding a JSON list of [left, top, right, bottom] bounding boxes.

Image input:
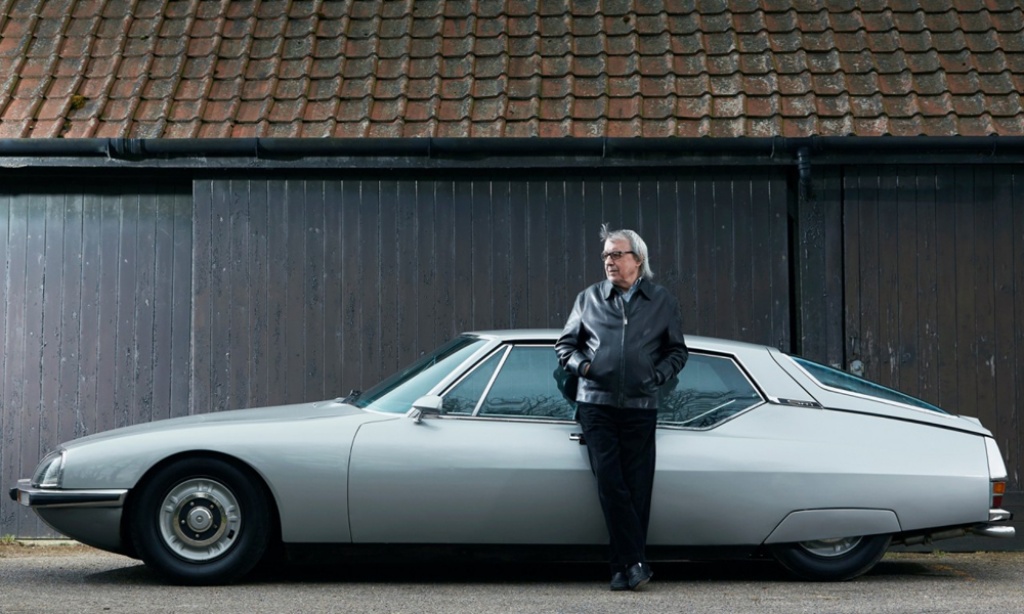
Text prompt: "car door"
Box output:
[[347, 344, 608, 544]]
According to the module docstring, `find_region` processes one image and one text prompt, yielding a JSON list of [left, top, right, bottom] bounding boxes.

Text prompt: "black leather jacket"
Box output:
[[555, 278, 689, 409]]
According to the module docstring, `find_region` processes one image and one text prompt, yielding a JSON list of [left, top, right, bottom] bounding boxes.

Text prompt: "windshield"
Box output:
[[789, 356, 947, 414], [353, 336, 489, 413]]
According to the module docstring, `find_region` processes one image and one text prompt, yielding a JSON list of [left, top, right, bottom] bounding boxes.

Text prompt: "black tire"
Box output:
[[770, 534, 891, 581], [129, 457, 271, 585]]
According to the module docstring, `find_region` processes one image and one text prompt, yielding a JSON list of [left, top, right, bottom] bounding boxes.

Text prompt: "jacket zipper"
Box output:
[[617, 293, 628, 406]]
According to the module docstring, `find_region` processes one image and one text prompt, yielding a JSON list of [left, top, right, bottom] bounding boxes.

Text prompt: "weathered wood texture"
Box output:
[[0, 182, 191, 538], [189, 170, 791, 413], [843, 165, 1023, 489]]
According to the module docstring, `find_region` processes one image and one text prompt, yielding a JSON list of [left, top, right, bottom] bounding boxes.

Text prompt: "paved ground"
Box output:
[[2, 543, 1023, 614]]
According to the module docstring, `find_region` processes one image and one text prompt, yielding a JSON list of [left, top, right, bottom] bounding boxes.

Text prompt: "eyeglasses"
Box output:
[[601, 250, 635, 261]]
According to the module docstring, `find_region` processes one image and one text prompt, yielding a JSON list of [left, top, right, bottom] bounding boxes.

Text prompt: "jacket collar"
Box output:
[[601, 278, 650, 301]]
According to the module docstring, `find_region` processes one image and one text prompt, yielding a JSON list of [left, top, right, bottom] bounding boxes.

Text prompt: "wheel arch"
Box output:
[[120, 450, 283, 559], [763, 508, 901, 544]]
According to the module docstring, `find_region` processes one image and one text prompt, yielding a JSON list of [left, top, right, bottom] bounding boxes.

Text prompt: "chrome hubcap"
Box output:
[[159, 478, 241, 562]]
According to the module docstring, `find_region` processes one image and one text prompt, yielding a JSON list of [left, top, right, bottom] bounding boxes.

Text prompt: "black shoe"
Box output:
[[610, 571, 630, 591], [626, 562, 653, 590]]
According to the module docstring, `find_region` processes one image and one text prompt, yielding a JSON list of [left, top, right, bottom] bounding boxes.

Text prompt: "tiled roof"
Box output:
[[1, 0, 1023, 139]]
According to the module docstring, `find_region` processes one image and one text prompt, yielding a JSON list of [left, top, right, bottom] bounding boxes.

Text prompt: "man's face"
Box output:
[[603, 238, 641, 290]]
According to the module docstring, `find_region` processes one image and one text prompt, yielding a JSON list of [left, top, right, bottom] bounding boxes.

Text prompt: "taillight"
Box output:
[[992, 481, 1006, 508]]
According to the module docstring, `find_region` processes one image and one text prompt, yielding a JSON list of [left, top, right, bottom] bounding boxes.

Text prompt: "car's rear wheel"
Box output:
[[130, 457, 270, 585], [771, 534, 891, 581]]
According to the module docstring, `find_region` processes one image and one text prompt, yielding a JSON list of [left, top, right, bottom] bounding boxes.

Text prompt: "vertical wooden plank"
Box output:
[[0, 192, 9, 535], [205, 181, 229, 412], [58, 194, 83, 442], [843, 169, 863, 369], [895, 168, 920, 397], [265, 180, 288, 406], [323, 180, 344, 396], [693, 173, 716, 336], [227, 180, 252, 410], [40, 194, 64, 458], [820, 170, 845, 367], [768, 174, 791, 351], [490, 179, 512, 328], [340, 179, 363, 390], [451, 179, 473, 334], [394, 179, 419, 371], [714, 178, 739, 341], [284, 179, 307, 399], [991, 167, 1017, 467], [732, 175, 754, 343], [525, 180, 548, 326], [79, 193, 103, 433], [150, 192, 173, 423], [190, 181, 213, 414], [245, 181, 268, 408], [471, 178, 495, 329], [1012, 169, 1024, 485], [359, 178, 381, 384], [375, 179, 398, 375], [876, 166, 900, 388], [676, 176, 700, 336], [304, 180, 326, 399], [114, 192, 139, 427], [562, 177, 587, 307], [914, 169, 940, 406], [507, 179, 528, 328], [933, 166, 959, 410], [20, 192, 46, 534], [952, 166, 977, 416], [857, 169, 882, 381], [133, 192, 157, 424], [581, 176, 604, 287], [170, 191, 192, 417], [545, 177, 568, 327], [972, 166, 996, 429], [1, 192, 28, 536]]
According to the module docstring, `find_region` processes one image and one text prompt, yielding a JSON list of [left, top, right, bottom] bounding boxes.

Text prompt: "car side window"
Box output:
[[442, 350, 504, 415], [658, 353, 762, 428], [475, 346, 575, 420]]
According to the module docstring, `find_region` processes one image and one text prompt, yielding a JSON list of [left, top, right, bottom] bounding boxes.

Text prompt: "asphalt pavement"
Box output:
[[1, 544, 1022, 614]]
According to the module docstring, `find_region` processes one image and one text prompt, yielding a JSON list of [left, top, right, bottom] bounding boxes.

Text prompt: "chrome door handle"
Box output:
[[569, 432, 586, 445]]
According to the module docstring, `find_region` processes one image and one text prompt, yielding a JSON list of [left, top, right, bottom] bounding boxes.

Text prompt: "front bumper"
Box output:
[[10, 479, 129, 553], [10, 479, 127, 508]]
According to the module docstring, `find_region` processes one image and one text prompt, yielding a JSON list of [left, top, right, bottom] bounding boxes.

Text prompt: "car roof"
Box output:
[[465, 329, 774, 354]]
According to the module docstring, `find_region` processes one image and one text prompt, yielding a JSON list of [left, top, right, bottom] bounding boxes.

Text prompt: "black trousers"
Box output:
[[576, 402, 658, 571]]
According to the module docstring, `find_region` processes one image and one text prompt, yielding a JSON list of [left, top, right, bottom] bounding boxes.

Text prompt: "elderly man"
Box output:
[[555, 225, 689, 591]]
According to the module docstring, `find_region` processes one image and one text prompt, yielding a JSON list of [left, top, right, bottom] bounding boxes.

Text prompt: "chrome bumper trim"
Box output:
[[989, 509, 1013, 523], [10, 479, 127, 509]]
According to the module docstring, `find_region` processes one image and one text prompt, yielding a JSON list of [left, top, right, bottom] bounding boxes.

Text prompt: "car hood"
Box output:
[[62, 399, 366, 450]]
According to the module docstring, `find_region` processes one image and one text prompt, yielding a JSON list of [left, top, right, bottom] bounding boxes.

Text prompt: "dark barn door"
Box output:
[[843, 164, 1023, 489], [191, 168, 792, 413], [0, 180, 191, 538]]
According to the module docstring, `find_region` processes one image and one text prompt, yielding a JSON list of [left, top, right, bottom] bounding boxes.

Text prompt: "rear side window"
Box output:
[[658, 354, 763, 428], [789, 356, 947, 414]]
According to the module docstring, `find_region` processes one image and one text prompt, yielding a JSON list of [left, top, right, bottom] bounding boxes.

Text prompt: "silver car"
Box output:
[[10, 330, 1014, 585]]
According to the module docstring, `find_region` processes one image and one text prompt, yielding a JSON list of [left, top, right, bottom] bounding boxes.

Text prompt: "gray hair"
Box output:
[[600, 223, 654, 279]]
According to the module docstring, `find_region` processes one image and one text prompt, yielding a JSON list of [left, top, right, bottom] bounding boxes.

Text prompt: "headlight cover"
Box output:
[[32, 450, 66, 488]]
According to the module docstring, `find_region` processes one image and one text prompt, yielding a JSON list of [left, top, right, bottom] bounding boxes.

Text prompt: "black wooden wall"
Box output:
[[0, 181, 192, 536], [189, 170, 791, 413], [2, 163, 1022, 539]]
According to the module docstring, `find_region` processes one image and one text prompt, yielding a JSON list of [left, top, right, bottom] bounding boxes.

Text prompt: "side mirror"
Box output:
[[407, 395, 443, 424]]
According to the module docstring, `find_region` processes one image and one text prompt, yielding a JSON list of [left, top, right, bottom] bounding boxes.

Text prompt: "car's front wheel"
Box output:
[[130, 457, 271, 585], [770, 534, 891, 581]]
